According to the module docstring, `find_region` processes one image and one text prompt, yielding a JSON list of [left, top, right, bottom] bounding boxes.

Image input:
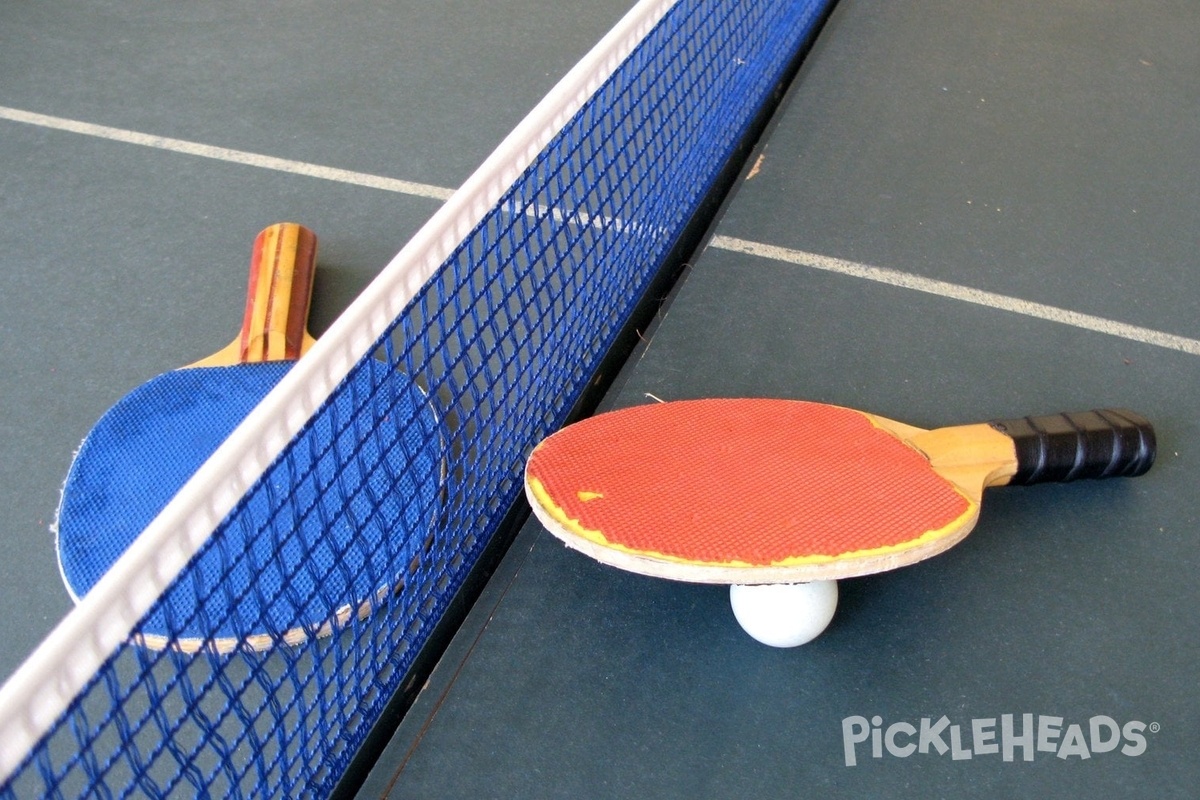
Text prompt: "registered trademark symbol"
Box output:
[[1149, 722, 1161, 733]]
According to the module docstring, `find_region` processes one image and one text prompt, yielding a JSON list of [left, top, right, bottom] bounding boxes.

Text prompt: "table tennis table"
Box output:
[[1, 1, 1196, 797]]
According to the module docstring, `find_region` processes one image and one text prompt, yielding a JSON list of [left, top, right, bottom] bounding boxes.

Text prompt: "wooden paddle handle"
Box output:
[[187, 223, 319, 368], [240, 223, 318, 362], [988, 409, 1155, 485]]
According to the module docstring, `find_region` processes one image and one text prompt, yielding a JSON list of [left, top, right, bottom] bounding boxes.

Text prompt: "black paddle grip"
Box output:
[[988, 409, 1155, 485]]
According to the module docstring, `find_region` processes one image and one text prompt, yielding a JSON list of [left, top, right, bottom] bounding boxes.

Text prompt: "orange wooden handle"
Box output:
[[189, 223, 318, 368]]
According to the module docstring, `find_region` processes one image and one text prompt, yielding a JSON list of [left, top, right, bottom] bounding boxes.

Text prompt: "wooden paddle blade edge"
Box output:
[[988, 409, 1155, 485]]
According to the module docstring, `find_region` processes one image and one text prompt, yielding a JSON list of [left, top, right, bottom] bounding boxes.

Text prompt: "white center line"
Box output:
[[0, 105, 456, 202], [711, 235, 1200, 357], [4, 105, 1195, 357]]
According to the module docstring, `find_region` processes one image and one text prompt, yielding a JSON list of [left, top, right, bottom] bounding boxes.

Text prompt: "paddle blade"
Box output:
[[526, 399, 977, 582], [56, 363, 292, 602]]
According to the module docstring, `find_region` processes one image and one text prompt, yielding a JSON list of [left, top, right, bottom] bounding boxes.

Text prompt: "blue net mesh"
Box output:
[[4, 0, 830, 796]]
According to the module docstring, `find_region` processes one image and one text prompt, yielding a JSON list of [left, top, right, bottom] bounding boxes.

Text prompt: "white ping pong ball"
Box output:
[[729, 581, 838, 647]]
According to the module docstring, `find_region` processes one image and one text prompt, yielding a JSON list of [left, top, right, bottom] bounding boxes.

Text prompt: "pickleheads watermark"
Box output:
[[842, 714, 1158, 767]]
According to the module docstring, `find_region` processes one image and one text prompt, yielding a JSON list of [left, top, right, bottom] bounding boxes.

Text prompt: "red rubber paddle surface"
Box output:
[[527, 399, 973, 566]]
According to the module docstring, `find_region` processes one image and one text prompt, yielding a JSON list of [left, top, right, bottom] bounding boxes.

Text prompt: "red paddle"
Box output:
[[525, 399, 1154, 646]]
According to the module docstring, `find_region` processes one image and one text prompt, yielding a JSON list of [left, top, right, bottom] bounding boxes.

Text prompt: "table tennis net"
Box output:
[[0, 0, 831, 796]]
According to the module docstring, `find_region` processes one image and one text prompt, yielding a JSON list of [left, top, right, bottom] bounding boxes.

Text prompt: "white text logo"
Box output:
[[842, 714, 1155, 767]]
